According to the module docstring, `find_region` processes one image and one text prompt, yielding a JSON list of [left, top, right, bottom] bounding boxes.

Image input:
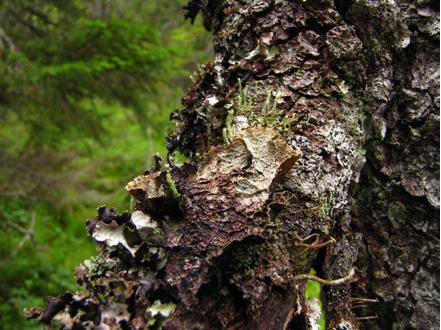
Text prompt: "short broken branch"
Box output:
[[356, 315, 378, 321], [0, 211, 41, 260], [0, 210, 34, 235], [350, 298, 378, 303], [351, 304, 368, 309], [0, 26, 16, 52], [10, 212, 36, 258]]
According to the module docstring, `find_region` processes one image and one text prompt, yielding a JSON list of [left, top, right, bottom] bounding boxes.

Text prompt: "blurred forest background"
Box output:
[[0, 0, 212, 328]]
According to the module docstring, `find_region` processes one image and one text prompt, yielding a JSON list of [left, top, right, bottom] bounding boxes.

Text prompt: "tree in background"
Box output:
[[0, 0, 210, 202], [25, 0, 440, 329], [0, 1, 211, 328]]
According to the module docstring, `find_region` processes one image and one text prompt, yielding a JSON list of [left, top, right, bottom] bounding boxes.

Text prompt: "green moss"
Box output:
[[227, 242, 265, 276], [347, 115, 361, 136], [371, 37, 382, 54], [291, 243, 316, 272], [166, 171, 181, 203], [303, 192, 333, 219], [267, 216, 283, 240], [319, 192, 333, 218], [357, 146, 366, 157]]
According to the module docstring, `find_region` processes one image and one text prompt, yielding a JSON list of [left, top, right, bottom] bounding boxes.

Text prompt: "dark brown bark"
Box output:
[[26, 0, 439, 329]]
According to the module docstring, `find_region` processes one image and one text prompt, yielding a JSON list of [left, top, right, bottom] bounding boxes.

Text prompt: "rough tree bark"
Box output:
[[26, 0, 439, 329]]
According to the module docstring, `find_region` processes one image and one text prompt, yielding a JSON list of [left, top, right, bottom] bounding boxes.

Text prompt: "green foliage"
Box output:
[[0, 201, 96, 329], [0, 0, 211, 328], [1, 8, 175, 147]]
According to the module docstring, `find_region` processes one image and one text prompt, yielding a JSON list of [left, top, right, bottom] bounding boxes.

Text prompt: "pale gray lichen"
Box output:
[[92, 221, 138, 256], [131, 210, 159, 240], [305, 297, 322, 330]]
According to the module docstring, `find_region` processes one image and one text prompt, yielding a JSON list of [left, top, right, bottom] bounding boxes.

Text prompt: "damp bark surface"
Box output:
[[26, 0, 439, 329]]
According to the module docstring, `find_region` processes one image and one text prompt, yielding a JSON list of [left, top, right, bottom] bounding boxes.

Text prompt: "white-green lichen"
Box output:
[[145, 300, 176, 327], [223, 109, 235, 144]]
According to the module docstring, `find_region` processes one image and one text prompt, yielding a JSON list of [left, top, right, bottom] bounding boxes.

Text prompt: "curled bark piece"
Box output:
[[163, 127, 302, 307]]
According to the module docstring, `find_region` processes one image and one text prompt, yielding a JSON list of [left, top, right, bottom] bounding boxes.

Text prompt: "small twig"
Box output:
[[0, 27, 17, 52], [0, 220, 12, 245], [7, 7, 45, 37], [263, 88, 272, 125], [270, 92, 281, 123], [24, 6, 55, 25], [226, 321, 244, 330], [293, 232, 318, 242], [283, 304, 296, 330], [351, 304, 368, 309], [294, 268, 355, 286], [293, 232, 335, 249], [0, 211, 43, 263], [146, 126, 153, 169], [357, 315, 378, 321], [0, 210, 33, 235], [297, 237, 336, 249], [10, 212, 36, 258], [350, 298, 378, 303]]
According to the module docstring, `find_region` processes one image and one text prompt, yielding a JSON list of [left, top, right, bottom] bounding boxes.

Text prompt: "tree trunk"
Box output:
[[26, 0, 439, 329]]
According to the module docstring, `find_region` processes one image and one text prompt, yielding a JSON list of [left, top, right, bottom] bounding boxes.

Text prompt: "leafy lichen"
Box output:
[[146, 300, 177, 327]]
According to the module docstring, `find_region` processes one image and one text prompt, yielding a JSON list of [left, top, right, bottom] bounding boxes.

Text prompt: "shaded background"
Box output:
[[0, 1, 211, 328]]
